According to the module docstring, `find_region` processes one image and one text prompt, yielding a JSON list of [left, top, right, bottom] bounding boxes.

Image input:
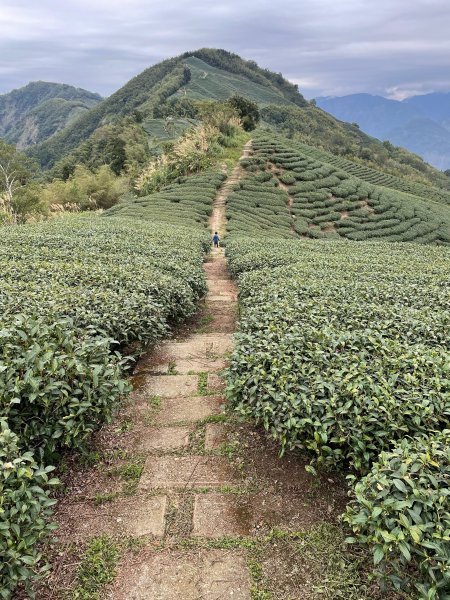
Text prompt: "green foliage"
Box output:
[[0, 315, 129, 457], [226, 235, 450, 597], [226, 238, 450, 474], [0, 201, 213, 592], [71, 536, 120, 600], [153, 97, 199, 119], [0, 419, 58, 598], [30, 49, 306, 171], [30, 57, 185, 169], [171, 55, 295, 107], [134, 123, 233, 195], [227, 95, 260, 131], [0, 140, 43, 222], [0, 216, 210, 454], [42, 164, 128, 210], [226, 173, 294, 238], [345, 431, 450, 599], [50, 117, 151, 180]]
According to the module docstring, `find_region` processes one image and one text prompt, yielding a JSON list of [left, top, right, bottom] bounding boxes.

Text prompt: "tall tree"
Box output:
[[227, 95, 260, 131], [0, 141, 40, 223]]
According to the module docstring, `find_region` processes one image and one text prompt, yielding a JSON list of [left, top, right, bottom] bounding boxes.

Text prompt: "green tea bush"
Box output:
[[0, 420, 58, 598], [226, 238, 450, 473], [227, 318, 450, 472], [0, 209, 212, 457], [345, 430, 450, 599], [0, 316, 129, 456], [246, 132, 450, 244], [226, 236, 450, 596]]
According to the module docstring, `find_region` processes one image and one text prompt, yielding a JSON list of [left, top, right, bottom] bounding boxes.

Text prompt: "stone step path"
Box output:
[[109, 144, 254, 599], [110, 249, 252, 599]]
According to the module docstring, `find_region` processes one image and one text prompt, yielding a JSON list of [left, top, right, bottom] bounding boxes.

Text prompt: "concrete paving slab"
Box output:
[[112, 549, 250, 600], [138, 456, 239, 490], [153, 396, 223, 424], [134, 427, 190, 451], [145, 375, 198, 398], [68, 496, 167, 539]]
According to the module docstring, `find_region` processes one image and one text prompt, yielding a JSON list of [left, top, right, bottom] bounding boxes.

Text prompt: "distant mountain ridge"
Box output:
[[0, 81, 102, 148], [316, 92, 450, 170]]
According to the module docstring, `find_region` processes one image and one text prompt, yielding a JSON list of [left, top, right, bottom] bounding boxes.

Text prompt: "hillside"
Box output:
[[26, 49, 450, 204], [316, 92, 450, 170], [29, 48, 306, 170], [3, 107, 450, 600], [0, 81, 101, 148]]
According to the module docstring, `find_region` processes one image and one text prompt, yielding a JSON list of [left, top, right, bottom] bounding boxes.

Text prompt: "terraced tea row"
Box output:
[[106, 171, 225, 228], [0, 215, 211, 596], [291, 137, 450, 206], [233, 133, 450, 244], [225, 237, 450, 597], [226, 171, 293, 237]]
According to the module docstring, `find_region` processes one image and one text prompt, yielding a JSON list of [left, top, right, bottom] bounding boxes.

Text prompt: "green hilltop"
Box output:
[[25, 48, 450, 198], [28, 49, 306, 170]]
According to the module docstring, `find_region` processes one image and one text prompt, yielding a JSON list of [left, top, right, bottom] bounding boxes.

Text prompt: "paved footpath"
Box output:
[[110, 142, 254, 599], [49, 140, 344, 599]]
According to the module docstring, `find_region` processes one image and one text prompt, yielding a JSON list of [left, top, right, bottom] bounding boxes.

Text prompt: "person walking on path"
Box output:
[[213, 231, 220, 248]]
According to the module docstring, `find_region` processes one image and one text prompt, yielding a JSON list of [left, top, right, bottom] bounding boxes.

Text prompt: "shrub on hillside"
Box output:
[[135, 124, 226, 195], [0, 419, 58, 598], [344, 431, 450, 599], [42, 164, 128, 211], [0, 315, 129, 456], [227, 95, 260, 131]]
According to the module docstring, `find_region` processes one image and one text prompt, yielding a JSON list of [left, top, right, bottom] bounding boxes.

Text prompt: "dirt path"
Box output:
[[209, 140, 252, 237], [44, 141, 349, 600]]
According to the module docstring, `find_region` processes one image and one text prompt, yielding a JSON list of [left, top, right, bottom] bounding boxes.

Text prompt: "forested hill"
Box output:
[[29, 49, 307, 170], [0, 81, 101, 148], [21, 48, 450, 194]]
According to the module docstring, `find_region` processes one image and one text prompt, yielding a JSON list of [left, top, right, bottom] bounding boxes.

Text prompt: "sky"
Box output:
[[1, 0, 450, 100]]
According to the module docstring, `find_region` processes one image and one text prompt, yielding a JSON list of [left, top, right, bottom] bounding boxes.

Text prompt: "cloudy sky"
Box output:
[[1, 0, 449, 100]]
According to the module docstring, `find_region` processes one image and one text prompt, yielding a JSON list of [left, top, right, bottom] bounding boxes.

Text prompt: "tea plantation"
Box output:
[[289, 137, 450, 206], [106, 170, 225, 227], [226, 171, 293, 237], [170, 56, 293, 106], [0, 171, 220, 595], [226, 237, 450, 597], [235, 132, 450, 244]]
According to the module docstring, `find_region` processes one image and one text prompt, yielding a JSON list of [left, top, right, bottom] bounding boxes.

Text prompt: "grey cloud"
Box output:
[[0, 0, 449, 99]]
